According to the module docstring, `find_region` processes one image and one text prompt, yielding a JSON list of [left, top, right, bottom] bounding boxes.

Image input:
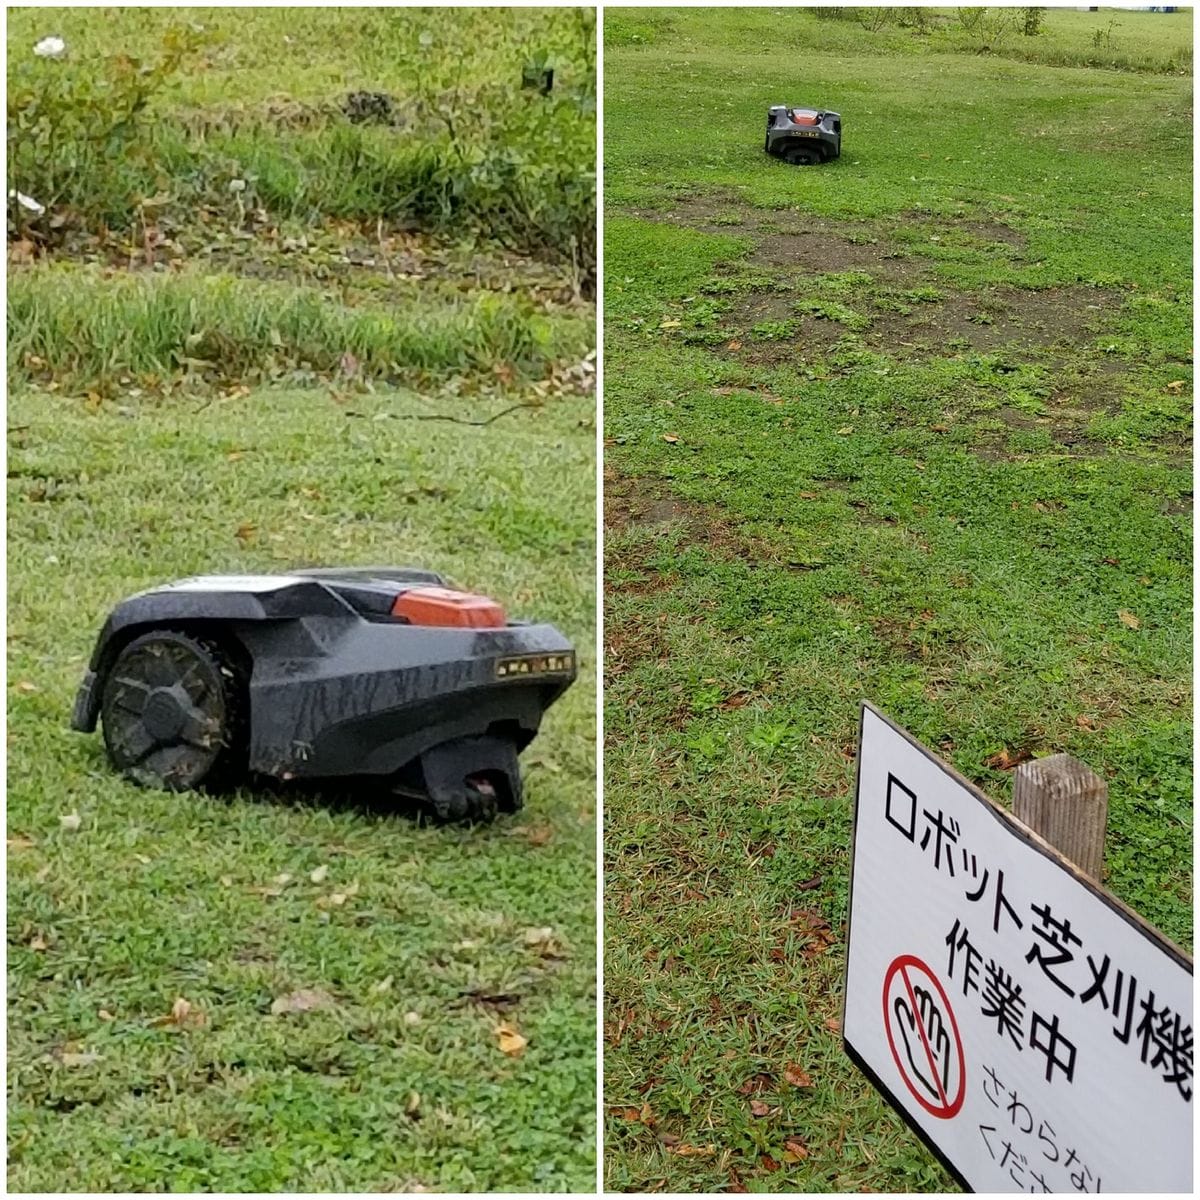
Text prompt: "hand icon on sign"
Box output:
[[893, 983, 951, 1103]]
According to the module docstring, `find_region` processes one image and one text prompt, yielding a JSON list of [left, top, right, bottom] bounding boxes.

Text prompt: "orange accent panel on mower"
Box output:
[[391, 586, 507, 628], [790, 112, 820, 126]]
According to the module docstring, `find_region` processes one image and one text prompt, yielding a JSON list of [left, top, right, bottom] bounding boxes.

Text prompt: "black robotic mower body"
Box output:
[[71, 568, 577, 822], [765, 105, 841, 165]]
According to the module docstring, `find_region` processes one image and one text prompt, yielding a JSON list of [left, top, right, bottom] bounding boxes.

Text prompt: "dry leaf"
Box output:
[[1165, 380, 1186, 393], [662, 433, 680, 444], [403, 1011, 422, 1026], [317, 882, 358, 909], [59, 812, 82, 832], [405, 1090, 421, 1116], [8, 836, 36, 851], [670, 1143, 716, 1158], [309, 865, 329, 884], [836, 426, 854, 436], [98, 1009, 115, 1022], [783, 1064, 814, 1088], [1076, 714, 1098, 731], [516, 824, 553, 847], [736, 1072, 773, 1096], [235, 521, 257, 544], [783, 1135, 810, 1161], [17, 680, 38, 693], [749, 1099, 771, 1117], [727, 339, 743, 351], [495, 1021, 528, 1057], [372, 975, 394, 995], [29, 933, 48, 951], [760, 1155, 781, 1172], [659, 319, 682, 330], [985, 747, 1032, 771], [522, 926, 567, 959], [1118, 609, 1141, 630], [59, 1051, 101, 1068], [824, 1016, 841, 1034], [271, 987, 335, 1016]]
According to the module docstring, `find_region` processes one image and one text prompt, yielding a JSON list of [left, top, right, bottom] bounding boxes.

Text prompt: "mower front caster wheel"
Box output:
[[100, 630, 247, 792]]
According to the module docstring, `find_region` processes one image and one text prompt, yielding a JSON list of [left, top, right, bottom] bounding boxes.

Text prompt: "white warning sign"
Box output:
[[844, 703, 1192, 1193]]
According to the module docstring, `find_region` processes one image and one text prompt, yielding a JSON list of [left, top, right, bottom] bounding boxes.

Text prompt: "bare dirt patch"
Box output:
[[861, 283, 1120, 359]]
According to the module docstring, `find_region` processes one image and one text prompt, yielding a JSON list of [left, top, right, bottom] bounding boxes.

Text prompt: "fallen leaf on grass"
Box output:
[[523, 926, 568, 959], [669, 1143, 716, 1158], [610, 1106, 643, 1122], [760, 1154, 781, 1171], [514, 823, 553, 846], [824, 1016, 841, 1034], [58, 1051, 102, 1068], [16, 680, 38, 693], [736, 1072, 773, 1095], [372, 975, 395, 995], [659, 319, 682, 330], [495, 1021, 527, 1057], [985, 747, 1033, 771], [7, 836, 36, 851], [29, 934, 48, 951], [59, 813, 82, 832], [662, 433, 680, 444], [1118, 609, 1141, 630], [153, 996, 206, 1029], [405, 1090, 421, 1117], [783, 1136, 810, 1162], [316, 881, 359, 909], [271, 988, 335, 1016], [235, 521, 257, 544], [783, 1064, 814, 1089], [98, 1009, 115, 1022], [836, 426, 854, 436], [309, 864, 329, 884], [749, 1099, 772, 1118], [727, 339, 743, 351], [1165, 380, 1186, 393]]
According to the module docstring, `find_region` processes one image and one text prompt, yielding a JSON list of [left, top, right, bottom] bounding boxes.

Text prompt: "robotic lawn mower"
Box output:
[[71, 567, 577, 822], [765, 105, 842, 166]]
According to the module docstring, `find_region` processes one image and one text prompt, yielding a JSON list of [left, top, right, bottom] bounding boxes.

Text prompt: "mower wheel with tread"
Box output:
[[100, 629, 247, 792], [783, 144, 822, 166]]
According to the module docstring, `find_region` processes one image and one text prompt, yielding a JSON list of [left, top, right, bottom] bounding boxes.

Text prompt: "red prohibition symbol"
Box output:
[[882, 954, 966, 1119]]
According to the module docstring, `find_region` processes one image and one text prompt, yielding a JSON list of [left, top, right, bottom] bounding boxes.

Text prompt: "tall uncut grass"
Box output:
[[8, 265, 590, 389]]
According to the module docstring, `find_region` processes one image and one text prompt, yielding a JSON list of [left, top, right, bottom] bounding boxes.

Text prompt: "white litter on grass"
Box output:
[[33, 35, 66, 58], [8, 190, 45, 215]]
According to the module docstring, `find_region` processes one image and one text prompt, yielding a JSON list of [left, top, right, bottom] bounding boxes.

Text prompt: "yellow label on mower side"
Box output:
[[495, 653, 575, 679]]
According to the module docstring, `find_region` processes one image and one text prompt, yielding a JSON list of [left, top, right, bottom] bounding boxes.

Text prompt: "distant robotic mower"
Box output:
[[71, 568, 576, 822], [765, 105, 842, 165]]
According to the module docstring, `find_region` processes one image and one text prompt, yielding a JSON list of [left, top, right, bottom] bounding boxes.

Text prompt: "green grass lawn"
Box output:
[[603, 7, 1191, 1193], [8, 7, 596, 1192], [8, 391, 596, 1192]]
